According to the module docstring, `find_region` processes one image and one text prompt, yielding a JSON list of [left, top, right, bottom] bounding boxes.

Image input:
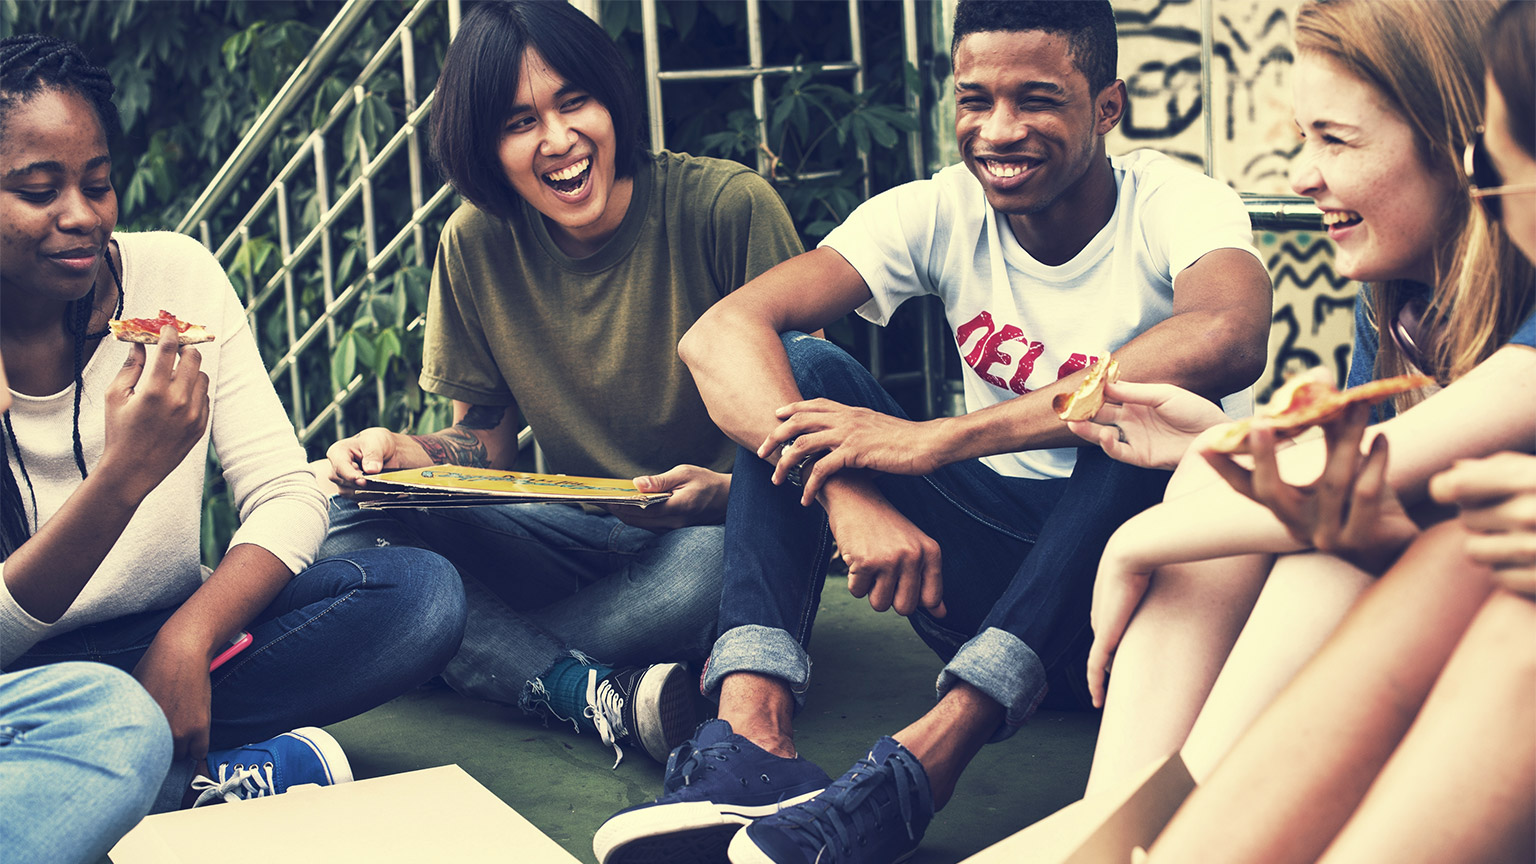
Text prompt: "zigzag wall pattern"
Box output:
[[1108, 0, 1363, 401]]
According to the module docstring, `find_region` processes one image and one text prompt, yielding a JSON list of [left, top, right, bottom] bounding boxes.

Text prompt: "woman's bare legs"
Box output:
[[1084, 552, 1271, 796], [1085, 453, 1273, 796], [1318, 589, 1536, 864], [1147, 521, 1495, 864], [1180, 551, 1374, 780]]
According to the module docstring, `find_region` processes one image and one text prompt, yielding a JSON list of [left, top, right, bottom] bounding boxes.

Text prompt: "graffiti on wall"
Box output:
[[1108, 0, 1361, 400]]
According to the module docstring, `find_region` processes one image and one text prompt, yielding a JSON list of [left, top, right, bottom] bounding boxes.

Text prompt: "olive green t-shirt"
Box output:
[[421, 151, 803, 479]]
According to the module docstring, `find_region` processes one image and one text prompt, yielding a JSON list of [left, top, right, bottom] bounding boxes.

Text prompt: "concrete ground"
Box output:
[[325, 575, 1100, 863]]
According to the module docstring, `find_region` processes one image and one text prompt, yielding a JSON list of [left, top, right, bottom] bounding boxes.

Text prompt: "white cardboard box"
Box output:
[[958, 752, 1194, 864], [110, 764, 582, 864]]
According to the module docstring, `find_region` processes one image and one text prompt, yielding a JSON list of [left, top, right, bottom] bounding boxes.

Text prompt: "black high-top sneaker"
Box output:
[[585, 663, 698, 766]]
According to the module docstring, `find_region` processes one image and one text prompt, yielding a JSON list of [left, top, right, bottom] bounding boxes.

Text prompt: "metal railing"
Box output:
[[181, 0, 1324, 449], [181, 0, 462, 448], [631, 0, 942, 414]]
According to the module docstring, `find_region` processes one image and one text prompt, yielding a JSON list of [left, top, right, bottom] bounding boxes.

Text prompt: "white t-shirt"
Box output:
[[821, 149, 1261, 480], [0, 232, 327, 666]]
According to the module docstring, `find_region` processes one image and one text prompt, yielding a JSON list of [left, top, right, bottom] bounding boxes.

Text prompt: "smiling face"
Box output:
[[953, 29, 1114, 221], [0, 86, 117, 312], [1289, 52, 1459, 285], [498, 47, 631, 256], [1482, 72, 1536, 265]]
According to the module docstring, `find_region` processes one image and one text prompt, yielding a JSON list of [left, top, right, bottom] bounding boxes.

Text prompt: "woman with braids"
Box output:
[[0, 32, 466, 824], [0, 352, 172, 864]]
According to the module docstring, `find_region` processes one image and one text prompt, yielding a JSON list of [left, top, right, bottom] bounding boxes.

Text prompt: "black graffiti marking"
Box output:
[[1313, 294, 1357, 334], [1269, 263, 1353, 293], [1244, 141, 1305, 180], [1113, 0, 1199, 27], [1266, 240, 1334, 266], [1219, 15, 1250, 53], [1333, 344, 1353, 389], [1263, 305, 1323, 398]]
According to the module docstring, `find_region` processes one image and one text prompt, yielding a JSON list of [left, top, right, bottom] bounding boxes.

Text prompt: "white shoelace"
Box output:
[[584, 669, 629, 769], [190, 762, 276, 807]]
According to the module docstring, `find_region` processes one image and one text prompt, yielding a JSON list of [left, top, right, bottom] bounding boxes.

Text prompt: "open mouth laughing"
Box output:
[[974, 156, 1044, 191], [1322, 209, 1362, 229], [543, 157, 592, 197]]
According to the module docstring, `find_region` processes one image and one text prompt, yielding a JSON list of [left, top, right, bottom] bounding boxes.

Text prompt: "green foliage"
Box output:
[[700, 61, 918, 238], [8, 1, 924, 565]]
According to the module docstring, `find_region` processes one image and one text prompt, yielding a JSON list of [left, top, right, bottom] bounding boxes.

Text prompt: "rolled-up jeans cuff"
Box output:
[[936, 627, 1048, 743], [701, 624, 812, 711]]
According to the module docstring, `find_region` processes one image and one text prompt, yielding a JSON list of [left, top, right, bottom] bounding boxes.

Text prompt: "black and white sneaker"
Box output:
[[587, 663, 697, 766], [593, 719, 830, 864]]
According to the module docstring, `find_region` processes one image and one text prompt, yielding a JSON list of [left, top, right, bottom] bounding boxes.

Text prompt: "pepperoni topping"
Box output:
[[119, 310, 193, 333]]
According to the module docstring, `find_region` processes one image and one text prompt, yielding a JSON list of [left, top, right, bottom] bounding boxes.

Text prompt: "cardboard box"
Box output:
[[959, 752, 1194, 864], [110, 764, 582, 864]]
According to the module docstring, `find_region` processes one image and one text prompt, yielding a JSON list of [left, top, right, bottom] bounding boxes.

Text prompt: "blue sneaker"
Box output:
[[191, 727, 353, 807], [593, 719, 831, 864], [728, 737, 934, 864]]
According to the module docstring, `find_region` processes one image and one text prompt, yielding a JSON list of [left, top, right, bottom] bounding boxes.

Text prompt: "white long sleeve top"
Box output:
[[0, 231, 327, 667]]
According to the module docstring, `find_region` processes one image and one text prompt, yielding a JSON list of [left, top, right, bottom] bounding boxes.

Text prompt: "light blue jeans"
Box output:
[[320, 499, 724, 713], [0, 663, 171, 864], [9, 546, 466, 812]]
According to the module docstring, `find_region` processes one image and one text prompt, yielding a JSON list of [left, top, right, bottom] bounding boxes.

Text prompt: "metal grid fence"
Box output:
[[178, 0, 1324, 450]]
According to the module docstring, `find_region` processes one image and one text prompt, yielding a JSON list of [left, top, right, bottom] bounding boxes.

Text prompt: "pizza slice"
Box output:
[[108, 310, 216, 346], [1204, 369, 1433, 455], [1053, 353, 1120, 422]]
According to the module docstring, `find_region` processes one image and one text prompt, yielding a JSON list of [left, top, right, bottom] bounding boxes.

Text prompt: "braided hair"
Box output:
[[0, 35, 123, 558]]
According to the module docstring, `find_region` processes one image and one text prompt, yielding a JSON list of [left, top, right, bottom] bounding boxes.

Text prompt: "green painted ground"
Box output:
[[325, 576, 1100, 863]]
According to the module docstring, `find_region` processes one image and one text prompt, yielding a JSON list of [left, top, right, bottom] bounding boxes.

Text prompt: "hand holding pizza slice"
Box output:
[[1198, 369, 1432, 570], [1202, 369, 1433, 455], [1053, 352, 1120, 422], [108, 310, 215, 346]]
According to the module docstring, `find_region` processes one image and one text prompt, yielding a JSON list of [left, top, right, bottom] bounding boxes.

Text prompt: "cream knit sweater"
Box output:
[[0, 232, 327, 666]]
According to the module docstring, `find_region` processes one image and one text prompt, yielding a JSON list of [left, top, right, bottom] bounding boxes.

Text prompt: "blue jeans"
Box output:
[[320, 498, 724, 713], [0, 663, 171, 864], [7, 546, 465, 810], [702, 333, 1170, 739]]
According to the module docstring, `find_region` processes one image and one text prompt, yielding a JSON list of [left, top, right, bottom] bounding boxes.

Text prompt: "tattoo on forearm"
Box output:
[[411, 427, 489, 467]]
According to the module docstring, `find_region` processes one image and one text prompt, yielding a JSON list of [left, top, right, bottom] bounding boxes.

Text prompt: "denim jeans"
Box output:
[[319, 498, 724, 713], [7, 546, 465, 811], [702, 333, 1170, 739], [0, 663, 171, 864]]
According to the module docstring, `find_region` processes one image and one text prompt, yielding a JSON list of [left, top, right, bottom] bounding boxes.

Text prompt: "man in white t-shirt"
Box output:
[[595, 3, 1272, 863]]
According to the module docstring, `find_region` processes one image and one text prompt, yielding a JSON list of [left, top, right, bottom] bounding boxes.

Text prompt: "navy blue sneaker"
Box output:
[[191, 727, 352, 806], [593, 719, 831, 864], [728, 737, 934, 864]]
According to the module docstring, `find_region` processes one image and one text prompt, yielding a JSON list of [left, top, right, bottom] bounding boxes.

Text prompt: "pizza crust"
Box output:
[[1054, 353, 1120, 422]]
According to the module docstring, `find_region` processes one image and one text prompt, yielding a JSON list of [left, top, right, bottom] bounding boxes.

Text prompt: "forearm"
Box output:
[[1116, 307, 1266, 402], [1103, 461, 1313, 574], [1, 470, 147, 624], [942, 307, 1265, 460], [681, 296, 899, 511], [411, 403, 517, 469], [151, 544, 293, 663], [681, 304, 815, 456]]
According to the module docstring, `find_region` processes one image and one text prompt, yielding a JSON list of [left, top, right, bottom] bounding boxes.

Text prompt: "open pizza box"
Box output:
[[109, 764, 582, 864], [958, 751, 1194, 864]]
